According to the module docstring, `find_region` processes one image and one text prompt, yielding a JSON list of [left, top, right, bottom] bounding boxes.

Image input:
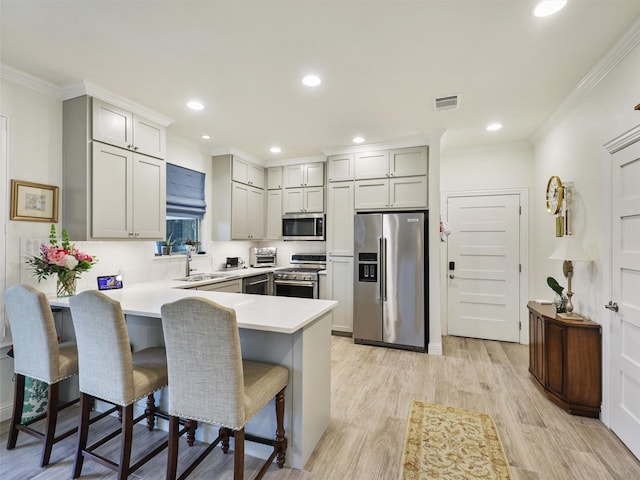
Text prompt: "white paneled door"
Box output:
[[610, 138, 640, 460], [447, 194, 521, 342]]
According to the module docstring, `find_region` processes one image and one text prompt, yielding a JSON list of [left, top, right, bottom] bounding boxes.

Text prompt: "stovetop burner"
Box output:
[[272, 253, 326, 282]]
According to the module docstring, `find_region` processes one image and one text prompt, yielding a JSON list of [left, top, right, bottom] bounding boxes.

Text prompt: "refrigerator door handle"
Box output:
[[382, 237, 388, 301], [378, 236, 383, 301]]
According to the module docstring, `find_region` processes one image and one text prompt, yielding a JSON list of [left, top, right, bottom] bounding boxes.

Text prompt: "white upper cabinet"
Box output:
[[327, 154, 355, 182], [354, 151, 389, 179], [267, 167, 283, 189], [266, 189, 283, 239], [91, 142, 165, 239], [389, 146, 428, 177], [232, 156, 265, 189], [283, 187, 324, 213], [92, 98, 166, 159], [354, 146, 427, 180], [284, 162, 324, 188]]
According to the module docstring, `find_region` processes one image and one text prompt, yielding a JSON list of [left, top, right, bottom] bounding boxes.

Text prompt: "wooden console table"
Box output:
[[527, 301, 602, 417]]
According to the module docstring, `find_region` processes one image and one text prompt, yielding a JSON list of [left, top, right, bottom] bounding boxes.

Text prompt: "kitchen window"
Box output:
[[156, 163, 206, 255]]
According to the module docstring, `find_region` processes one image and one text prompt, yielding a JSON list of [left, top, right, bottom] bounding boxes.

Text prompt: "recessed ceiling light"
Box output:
[[187, 100, 204, 111], [533, 0, 567, 17], [270, 146, 282, 153], [486, 123, 503, 131], [201, 135, 210, 140], [302, 74, 322, 87], [352, 136, 365, 144]]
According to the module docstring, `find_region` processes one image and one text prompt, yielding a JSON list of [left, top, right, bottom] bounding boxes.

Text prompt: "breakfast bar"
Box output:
[[49, 283, 337, 470]]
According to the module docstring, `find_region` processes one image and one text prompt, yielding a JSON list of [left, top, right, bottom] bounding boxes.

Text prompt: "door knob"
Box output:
[[449, 274, 454, 279], [605, 301, 619, 312]]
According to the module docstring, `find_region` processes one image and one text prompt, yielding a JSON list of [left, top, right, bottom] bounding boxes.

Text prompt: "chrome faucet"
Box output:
[[185, 249, 194, 277]]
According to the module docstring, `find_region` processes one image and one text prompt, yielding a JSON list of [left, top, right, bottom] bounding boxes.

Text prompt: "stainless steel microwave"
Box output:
[[282, 213, 325, 241]]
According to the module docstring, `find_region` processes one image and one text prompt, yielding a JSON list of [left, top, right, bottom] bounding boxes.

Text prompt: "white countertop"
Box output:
[[49, 280, 336, 335]]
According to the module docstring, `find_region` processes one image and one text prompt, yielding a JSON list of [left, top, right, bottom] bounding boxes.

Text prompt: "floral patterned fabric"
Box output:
[[400, 401, 511, 480], [22, 377, 48, 422]]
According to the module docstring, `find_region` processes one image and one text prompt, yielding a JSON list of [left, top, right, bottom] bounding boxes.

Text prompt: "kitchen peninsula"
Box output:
[[49, 282, 337, 469]]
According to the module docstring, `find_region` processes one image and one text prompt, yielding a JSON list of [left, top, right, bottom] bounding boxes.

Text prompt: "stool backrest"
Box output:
[[161, 297, 245, 428], [3, 284, 60, 383], [69, 290, 135, 405]]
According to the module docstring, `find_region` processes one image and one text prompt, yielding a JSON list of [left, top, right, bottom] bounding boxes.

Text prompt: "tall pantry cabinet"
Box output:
[[62, 96, 167, 240], [325, 154, 355, 334]]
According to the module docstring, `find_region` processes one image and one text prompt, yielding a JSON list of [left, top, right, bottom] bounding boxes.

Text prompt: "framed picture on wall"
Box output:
[[10, 179, 59, 222]]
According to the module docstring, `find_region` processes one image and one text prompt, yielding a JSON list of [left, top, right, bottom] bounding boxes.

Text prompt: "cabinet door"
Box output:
[[354, 151, 389, 179], [283, 164, 304, 188], [266, 190, 283, 239], [327, 182, 354, 256], [327, 154, 354, 182], [91, 142, 133, 238], [92, 99, 133, 150], [231, 182, 251, 239], [248, 187, 264, 239], [545, 321, 565, 397], [389, 146, 427, 177], [249, 163, 265, 189], [304, 187, 324, 212], [304, 163, 325, 187], [283, 188, 304, 213], [327, 256, 354, 333], [390, 176, 427, 208], [197, 279, 242, 292], [132, 154, 166, 239], [267, 167, 283, 189], [133, 116, 166, 159], [354, 179, 389, 209]]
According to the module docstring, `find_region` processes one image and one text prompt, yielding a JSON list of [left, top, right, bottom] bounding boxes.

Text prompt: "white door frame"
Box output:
[[0, 115, 8, 342], [441, 188, 529, 344], [601, 123, 640, 427]]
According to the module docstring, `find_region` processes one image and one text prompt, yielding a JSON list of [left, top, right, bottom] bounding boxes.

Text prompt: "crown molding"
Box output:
[[532, 17, 640, 144], [0, 64, 61, 98], [321, 134, 432, 157], [61, 80, 174, 127]]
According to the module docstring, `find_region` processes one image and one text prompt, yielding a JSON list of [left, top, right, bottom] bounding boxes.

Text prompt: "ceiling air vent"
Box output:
[[434, 94, 461, 111]]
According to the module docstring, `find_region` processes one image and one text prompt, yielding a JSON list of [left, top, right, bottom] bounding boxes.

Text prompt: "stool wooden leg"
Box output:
[[145, 394, 157, 431], [73, 393, 92, 479], [234, 428, 245, 480], [40, 382, 59, 466], [186, 419, 197, 446], [167, 415, 180, 480], [6, 373, 25, 450], [117, 404, 134, 480], [220, 427, 230, 454], [275, 388, 286, 468]]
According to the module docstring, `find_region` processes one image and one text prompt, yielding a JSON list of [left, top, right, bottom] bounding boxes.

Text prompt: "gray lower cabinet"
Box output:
[[193, 279, 242, 293]]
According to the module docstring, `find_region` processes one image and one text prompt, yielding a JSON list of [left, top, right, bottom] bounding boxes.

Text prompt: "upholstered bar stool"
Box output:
[[69, 290, 169, 480], [3, 284, 80, 467], [161, 297, 289, 480]]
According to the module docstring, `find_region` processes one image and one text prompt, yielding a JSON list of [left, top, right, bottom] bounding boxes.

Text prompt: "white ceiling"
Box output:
[[2, 1, 640, 162]]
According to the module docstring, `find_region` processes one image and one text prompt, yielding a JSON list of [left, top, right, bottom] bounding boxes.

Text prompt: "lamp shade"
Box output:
[[549, 235, 590, 262]]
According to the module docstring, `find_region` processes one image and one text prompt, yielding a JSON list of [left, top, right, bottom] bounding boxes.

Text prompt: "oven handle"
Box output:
[[273, 280, 316, 288], [246, 278, 269, 286]]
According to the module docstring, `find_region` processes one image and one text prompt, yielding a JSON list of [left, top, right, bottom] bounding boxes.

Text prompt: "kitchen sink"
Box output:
[[174, 273, 228, 282]]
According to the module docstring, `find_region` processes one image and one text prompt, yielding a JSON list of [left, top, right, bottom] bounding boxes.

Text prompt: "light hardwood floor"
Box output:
[[1, 335, 639, 479]]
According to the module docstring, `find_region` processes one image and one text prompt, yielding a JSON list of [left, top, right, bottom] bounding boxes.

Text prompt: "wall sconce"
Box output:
[[549, 235, 590, 318]]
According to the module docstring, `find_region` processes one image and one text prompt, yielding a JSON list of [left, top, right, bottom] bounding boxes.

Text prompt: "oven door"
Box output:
[[273, 280, 318, 299]]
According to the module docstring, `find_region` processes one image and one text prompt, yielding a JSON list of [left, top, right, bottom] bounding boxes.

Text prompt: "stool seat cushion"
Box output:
[[243, 361, 288, 428], [57, 342, 80, 381], [131, 347, 170, 403]]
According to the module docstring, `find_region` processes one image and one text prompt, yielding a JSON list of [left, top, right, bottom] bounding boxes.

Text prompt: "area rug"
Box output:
[[399, 400, 512, 480]]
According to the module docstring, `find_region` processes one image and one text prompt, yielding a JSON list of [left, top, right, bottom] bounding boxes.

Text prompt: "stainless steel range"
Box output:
[[273, 253, 326, 299]]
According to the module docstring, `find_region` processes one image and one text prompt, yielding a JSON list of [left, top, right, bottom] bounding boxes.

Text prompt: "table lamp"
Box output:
[[549, 235, 590, 317]]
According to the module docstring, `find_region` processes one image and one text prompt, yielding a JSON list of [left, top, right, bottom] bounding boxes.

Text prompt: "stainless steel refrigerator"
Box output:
[[353, 211, 428, 351]]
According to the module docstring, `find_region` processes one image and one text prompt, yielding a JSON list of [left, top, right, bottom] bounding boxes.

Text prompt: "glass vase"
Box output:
[[553, 293, 568, 313], [57, 272, 77, 297]]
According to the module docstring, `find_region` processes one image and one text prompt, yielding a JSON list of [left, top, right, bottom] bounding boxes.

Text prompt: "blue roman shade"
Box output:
[[166, 163, 206, 219]]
